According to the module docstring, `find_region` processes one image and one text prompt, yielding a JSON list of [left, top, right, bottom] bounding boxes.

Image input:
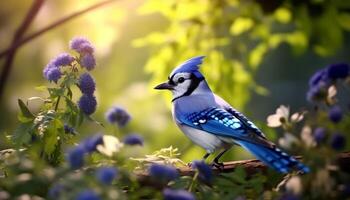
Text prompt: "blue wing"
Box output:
[[176, 107, 310, 173], [176, 107, 272, 147]]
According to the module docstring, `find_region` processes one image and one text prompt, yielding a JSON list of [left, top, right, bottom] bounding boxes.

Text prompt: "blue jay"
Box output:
[[154, 56, 309, 173]]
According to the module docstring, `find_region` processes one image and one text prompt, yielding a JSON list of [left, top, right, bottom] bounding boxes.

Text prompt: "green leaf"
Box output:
[[274, 7, 291, 24], [35, 85, 47, 91], [48, 88, 64, 98], [249, 43, 268, 69], [43, 119, 63, 154], [12, 123, 33, 147], [337, 13, 350, 31], [67, 87, 73, 99], [229, 166, 247, 184], [63, 97, 80, 127], [18, 99, 35, 119], [230, 17, 254, 36], [77, 109, 85, 127]]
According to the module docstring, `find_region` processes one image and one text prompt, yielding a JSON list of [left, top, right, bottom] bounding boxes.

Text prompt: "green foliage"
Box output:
[[135, 0, 350, 109], [1, 1, 350, 199]]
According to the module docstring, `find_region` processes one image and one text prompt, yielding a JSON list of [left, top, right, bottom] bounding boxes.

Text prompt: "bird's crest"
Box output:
[[170, 56, 205, 78]]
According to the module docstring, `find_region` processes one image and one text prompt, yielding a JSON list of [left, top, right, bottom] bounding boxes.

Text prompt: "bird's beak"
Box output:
[[154, 82, 174, 90]]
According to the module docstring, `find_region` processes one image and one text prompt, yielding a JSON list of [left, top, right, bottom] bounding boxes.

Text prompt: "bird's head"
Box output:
[[154, 56, 209, 101]]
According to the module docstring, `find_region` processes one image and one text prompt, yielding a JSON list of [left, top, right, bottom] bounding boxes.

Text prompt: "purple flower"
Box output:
[[105, 106, 131, 127], [192, 160, 213, 183], [76, 190, 100, 200], [70, 37, 94, 53], [43, 63, 54, 78], [79, 43, 94, 54], [78, 73, 96, 95], [67, 145, 85, 169], [78, 94, 97, 115], [309, 69, 327, 87], [331, 133, 346, 150], [313, 127, 326, 144], [328, 105, 343, 123], [96, 167, 118, 185], [163, 189, 195, 200], [52, 53, 74, 67], [123, 134, 143, 146], [327, 63, 350, 80], [43, 63, 61, 82], [48, 184, 64, 198], [82, 134, 103, 153], [306, 82, 328, 102], [80, 54, 96, 71], [149, 164, 179, 183], [46, 67, 62, 83], [64, 124, 76, 135], [279, 193, 300, 200]]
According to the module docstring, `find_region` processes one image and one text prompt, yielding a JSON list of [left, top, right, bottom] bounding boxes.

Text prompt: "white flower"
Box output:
[[285, 176, 302, 195], [96, 135, 124, 157], [278, 132, 298, 149], [267, 105, 305, 128], [301, 125, 316, 148], [267, 105, 290, 127], [290, 112, 304, 123], [327, 85, 337, 105]]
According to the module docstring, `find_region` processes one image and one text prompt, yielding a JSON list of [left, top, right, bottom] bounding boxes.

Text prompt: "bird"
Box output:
[[154, 56, 309, 173]]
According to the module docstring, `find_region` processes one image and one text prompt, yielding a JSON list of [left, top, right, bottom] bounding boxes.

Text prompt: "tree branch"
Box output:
[[138, 151, 350, 184], [0, 0, 45, 100], [0, 0, 117, 99]]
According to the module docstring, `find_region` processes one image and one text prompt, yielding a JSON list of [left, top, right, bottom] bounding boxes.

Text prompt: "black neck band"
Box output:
[[172, 75, 204, 102]]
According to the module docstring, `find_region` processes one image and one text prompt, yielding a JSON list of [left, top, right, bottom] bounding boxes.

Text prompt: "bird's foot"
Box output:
[[211, 161, 224, 171]]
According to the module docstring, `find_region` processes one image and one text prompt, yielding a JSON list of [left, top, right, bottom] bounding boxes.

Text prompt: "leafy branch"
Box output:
[[0, 0, 117, 99]]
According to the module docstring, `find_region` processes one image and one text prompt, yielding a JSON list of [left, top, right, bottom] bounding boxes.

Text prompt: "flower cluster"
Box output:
[[307, 63, 349, 103], [67, 145, 85, 169], [148, 164, 179, 184], [48, 134, 123, 199], [163, 189, 195, 200], [191, 160, 213, 183], [43, 53, 74, 82], [76, 190, 100, 200], [328, 105, 343, 123], [42, 37, 98, 116], [64, 124, 76, 135], [69, 37, 96, 71], [78, 73, 96, 95], [69, 37, 98, 115], [95, 167, 118, 185], [66, 134, 103, 169], [304, 63, 348, 152], [123, 134, 144, 146], [105, 106, 131, 127]]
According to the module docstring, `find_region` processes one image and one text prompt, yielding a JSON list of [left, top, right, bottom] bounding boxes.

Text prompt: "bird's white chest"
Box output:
[[177, 124, 226, 153], [171, 96, 231, 153]]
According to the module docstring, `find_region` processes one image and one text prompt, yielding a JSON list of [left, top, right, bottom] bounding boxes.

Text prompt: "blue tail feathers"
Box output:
[[236, 140, 310, 173]]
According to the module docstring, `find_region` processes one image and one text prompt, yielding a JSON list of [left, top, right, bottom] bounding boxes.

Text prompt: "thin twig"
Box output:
[[0, 0, 117, 99], [0, 0, 116, 59], [0, 0, 45, 99]]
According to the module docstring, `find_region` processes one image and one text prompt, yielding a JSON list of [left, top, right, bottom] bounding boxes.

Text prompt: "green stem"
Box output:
[[188, 171, 199, 192], [54, 95, 61, 111]]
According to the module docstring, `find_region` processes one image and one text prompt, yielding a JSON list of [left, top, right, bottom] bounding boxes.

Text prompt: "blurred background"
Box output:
[[0, 0, 349, 162]]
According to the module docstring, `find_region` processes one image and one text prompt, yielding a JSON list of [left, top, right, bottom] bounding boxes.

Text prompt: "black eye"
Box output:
[[178, 77, 185, 83]]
